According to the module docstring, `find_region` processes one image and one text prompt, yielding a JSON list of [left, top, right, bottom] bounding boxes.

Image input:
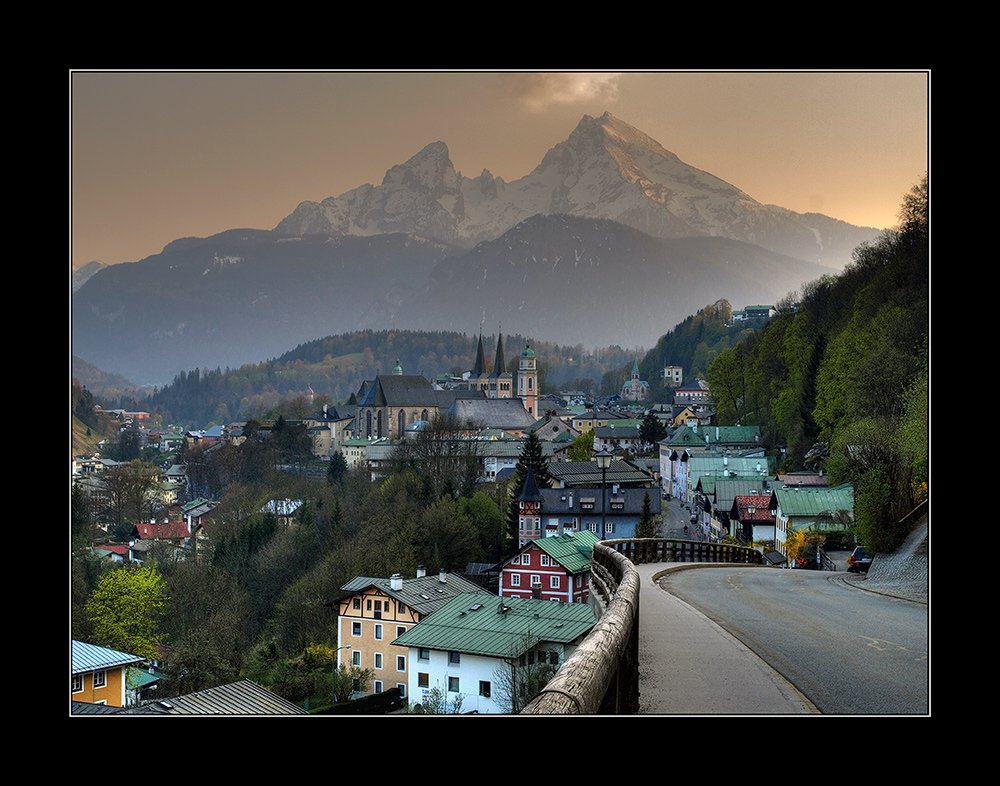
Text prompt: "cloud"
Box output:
[[494, 72, 622, 112]]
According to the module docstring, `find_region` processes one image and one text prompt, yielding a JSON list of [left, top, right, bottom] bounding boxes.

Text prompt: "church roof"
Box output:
[[358, 374, 441, 408], [449, 398, 536, 430]]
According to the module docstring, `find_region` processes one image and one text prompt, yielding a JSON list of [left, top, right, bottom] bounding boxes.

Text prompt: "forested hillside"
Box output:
[[708, 175, 929, 552], [107, 330, 640, 428]]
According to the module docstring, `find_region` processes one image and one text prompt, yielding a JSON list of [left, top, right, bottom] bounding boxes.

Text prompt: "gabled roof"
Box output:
[[712, 478, 781, 509], [125, 679, 306, 715], [732, 494, 775, 521], [773, 484, 854, 518], [132, 521, 191, 540], [518, 530, 600, 574], [687, 454, 773, 479], [358, 374, 441, 408], [448, 397, 536, 430], [548, 459, 656, 487], [668, 424, 761, 447], [337, 571, 486, 617], [392, 592, 596, 658], [72, 640, 145, 675]]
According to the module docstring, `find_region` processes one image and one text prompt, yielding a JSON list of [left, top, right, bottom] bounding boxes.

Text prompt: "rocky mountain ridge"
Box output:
[[275, 112, 878, 268]]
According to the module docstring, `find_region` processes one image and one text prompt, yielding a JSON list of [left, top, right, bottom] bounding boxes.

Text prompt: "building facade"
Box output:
[[334, 569, 485, 699]]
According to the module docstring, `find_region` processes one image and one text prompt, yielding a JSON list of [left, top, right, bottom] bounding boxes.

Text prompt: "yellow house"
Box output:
[[333, 568, 486, 700], [72, 640, 145, 707]]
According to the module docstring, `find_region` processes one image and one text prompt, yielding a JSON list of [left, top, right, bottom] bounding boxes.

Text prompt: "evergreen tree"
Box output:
[[505, 432, 552, 542], [639, 411, 667, 451], [635, 490, 658, 538]]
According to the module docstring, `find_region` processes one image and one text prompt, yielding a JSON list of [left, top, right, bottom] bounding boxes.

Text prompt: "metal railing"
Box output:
[[520, 537, 763, 714]]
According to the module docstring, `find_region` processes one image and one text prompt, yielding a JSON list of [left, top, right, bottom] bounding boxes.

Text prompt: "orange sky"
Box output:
[[71, 70, 929, 269]]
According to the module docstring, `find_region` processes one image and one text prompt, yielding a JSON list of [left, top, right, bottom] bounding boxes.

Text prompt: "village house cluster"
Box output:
[[74, 315, 858, 714]]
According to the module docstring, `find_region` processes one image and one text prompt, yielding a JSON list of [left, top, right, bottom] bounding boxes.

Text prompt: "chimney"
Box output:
[[390, 573, 403, 590], [417, 565, 426, 578], [532, 581, 542, 599], [438, 569, 447, 584]]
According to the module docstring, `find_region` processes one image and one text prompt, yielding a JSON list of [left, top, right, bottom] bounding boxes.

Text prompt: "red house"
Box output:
[[498, 529, 600, 604], [730, 494, 775, 543]]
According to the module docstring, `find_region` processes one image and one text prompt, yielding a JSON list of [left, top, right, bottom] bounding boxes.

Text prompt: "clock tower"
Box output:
[[518, 342, 538, 418]]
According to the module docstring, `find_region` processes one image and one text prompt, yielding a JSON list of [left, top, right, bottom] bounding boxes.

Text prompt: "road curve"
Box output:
[[635, 562, 819, 715]]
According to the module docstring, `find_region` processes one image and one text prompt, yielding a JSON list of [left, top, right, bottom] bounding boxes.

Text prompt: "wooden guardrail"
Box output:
[[520, 538, 763, 714]]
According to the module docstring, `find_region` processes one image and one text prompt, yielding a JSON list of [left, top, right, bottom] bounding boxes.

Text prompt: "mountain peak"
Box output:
[[274, 112, 878, 266]]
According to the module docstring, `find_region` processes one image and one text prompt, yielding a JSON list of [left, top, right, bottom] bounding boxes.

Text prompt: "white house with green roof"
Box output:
[[393, 592, 596, 714], [771, 483, 855, 553]]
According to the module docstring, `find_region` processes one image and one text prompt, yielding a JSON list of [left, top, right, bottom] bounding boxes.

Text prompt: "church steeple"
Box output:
[[491, 327, 506, 376], [473, 330, 488, 377]]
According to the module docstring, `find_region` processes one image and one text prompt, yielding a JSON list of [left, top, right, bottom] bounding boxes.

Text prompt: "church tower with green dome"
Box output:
[[517, 342, 538, 418]]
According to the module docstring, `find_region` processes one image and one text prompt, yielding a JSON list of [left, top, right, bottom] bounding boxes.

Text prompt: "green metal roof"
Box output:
[[774, 484, 854, 518], [668, 425, 762, 447], [392, 592, 596, 658], [531, 530, 600, 574]]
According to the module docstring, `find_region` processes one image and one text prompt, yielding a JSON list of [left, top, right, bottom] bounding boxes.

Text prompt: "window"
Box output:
[[511, 573, 521, 586], [449, 651, 461, 665], [375, 624, 383, 640], [397, 655, 406, 672], [72, 674, 82, 693], [352, 650, 361, 667], [397, 626, 406, 638], [531, 574, 541, 587], [540, 554, 550, 566], [448, 676, 460, 693], [418, 672, 430, 688], [479, 680, 492, 698], [374, 680, 383, 693], [93, 670, 106, 688], [551, 575, 561, 589], [397, 683, 407, 698], [418, 648, 430, 661], [374, 652, 383, 669], [353, 597, 361, 610], [352, 621, 362, 636]]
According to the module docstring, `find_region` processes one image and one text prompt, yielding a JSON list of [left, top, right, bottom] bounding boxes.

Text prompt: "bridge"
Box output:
[[521, 538, 817, 715]]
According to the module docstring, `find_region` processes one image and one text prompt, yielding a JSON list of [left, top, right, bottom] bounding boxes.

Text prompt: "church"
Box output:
[[467, 328, 539, 418], [355, 330, 540, 441], [620, 358, 650, 402]]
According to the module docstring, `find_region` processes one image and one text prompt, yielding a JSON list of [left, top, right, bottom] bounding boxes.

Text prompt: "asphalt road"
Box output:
[[656, 565, 929, 715]]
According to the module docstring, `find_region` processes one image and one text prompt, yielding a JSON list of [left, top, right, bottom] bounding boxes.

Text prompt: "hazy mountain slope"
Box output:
[[72, 229, 461, 386], [386, 214, 836, 349]]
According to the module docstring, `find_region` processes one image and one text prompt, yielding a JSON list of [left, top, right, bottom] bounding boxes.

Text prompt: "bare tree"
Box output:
[[390, 412, 486, 498]]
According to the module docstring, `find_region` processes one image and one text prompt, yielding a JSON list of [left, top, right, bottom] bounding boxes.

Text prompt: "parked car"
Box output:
[[846, 547, 872, 573]]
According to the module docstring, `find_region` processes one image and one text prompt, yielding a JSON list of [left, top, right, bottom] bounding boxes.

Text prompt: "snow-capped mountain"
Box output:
[[73, 112, 883, 386], [275, 112, 878, 268]]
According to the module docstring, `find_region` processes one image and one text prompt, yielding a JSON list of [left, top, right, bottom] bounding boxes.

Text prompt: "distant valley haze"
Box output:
[[70, 71, 929, 387]]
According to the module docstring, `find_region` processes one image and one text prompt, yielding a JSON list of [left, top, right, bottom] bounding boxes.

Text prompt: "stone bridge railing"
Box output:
[[520, 538, 764, 715]]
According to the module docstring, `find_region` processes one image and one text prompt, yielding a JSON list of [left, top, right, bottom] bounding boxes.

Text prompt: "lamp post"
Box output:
[[595, 449, 613, 538]]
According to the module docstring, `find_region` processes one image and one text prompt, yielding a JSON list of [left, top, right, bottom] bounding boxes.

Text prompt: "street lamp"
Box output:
[[594, 449, 613, 538]]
